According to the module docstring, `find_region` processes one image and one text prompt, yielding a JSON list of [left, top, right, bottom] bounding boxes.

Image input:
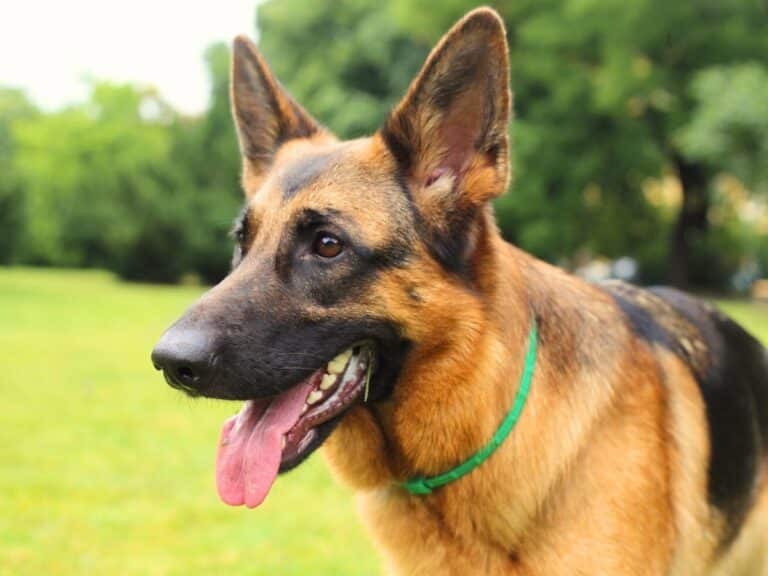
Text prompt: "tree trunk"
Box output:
[[667, 155, 709, 289]]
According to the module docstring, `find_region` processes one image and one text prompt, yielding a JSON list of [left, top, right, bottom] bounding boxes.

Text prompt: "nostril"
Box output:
[[152, 328, 216, 393], [176, 365, 198, 383]]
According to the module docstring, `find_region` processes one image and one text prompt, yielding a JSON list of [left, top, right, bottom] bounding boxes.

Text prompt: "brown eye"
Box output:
[[313, 232, 343, 258]]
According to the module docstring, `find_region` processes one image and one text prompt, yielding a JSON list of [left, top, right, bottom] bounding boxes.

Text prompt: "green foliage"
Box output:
[[258, 0, 429, 138], [167, 43, 242, 284], [680, 63, 768, 195], [0, 89, 37, 263], [6, 46, 242, 284], [391, 0, 768, 281], [12, 84, 187, 281], [0, 1, 766, 286]]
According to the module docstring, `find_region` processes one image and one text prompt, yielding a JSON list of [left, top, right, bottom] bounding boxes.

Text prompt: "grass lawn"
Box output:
[[1, 268, 766, 575], [713, 299, 768, 343], [0, 268, 378, 576]]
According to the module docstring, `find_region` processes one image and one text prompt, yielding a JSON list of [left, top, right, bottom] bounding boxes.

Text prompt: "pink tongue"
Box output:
[[216, 380, 315, 508]]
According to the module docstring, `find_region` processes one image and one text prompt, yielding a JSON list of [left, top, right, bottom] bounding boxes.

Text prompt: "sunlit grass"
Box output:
[[0, 268, 765, 575], [715, 299, 768, 344], [0, 268, 378, 576]]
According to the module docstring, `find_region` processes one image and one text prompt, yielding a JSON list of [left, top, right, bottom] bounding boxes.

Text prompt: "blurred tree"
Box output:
[[391, 0, 768, 286], [168, 42, 242, 284], [12, 82, 191, 282], [680, 63, 768, 196], [2, 1, 765, 289], [8, 44, 243, 284], [679, 63, 768, 287], [257, 0, 429, 138], [0, 89, 37, 263]]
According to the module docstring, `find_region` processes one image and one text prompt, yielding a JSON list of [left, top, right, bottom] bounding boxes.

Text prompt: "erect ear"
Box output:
[[379, 8, 511, 208], [231, 36, 322, 187]]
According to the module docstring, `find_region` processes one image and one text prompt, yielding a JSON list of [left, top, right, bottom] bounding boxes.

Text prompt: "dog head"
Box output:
[[151, 8, 511, 507]]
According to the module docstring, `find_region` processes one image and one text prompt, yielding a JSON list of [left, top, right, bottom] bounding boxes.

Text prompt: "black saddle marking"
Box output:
[[603, 282, 768, 546]]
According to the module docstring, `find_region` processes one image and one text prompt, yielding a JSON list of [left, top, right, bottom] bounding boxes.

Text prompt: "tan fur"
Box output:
[[323, 232, 767, 575], [324, 241, 675, 574], [659, 350, 720, 575], [713, 476, 768, 576]]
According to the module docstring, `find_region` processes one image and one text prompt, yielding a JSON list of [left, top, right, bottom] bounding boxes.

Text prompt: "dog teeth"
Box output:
[[281, 436, 286, 449], [303, 348, 360, 409], [327, 348, 353, 374], [320, 373, 337, 391]]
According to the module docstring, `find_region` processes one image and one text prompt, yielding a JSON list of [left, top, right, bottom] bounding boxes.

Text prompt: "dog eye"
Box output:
[[312, 232, 343, 259]]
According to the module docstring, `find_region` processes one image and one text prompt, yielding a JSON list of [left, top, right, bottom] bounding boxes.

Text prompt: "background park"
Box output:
[[1, 0, 767, 574]]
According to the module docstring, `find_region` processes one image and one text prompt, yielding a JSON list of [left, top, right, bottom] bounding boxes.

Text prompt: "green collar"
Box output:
[[401, 319, 538, 495]]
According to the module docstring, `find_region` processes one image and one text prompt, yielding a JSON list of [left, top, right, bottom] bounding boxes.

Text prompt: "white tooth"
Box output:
[[327, 348, 353, 374], [281, 436, 286, 449], [307, 390, 323, 405], [320, 373, 337, 390]]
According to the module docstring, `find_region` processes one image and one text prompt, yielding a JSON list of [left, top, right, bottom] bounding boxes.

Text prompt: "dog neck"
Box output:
[[324, 210, 535, 486], [382, 224, 534, 482], [322, 213, 632, 553]]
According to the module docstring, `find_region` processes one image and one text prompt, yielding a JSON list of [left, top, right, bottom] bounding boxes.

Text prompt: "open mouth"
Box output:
[[216, 344, 375, 508]]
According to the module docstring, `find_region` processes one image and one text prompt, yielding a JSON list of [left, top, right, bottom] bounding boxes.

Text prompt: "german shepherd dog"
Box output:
[[151, 8, 768, 575]]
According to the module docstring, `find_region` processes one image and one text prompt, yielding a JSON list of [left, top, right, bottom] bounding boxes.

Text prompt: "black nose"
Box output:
[[151, 328, 216, 394]]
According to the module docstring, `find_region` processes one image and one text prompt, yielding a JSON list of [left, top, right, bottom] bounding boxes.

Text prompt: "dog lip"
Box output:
[[280, 344, 375, 464], [278, 420, 336, 471], [214, 345, 375, 507]]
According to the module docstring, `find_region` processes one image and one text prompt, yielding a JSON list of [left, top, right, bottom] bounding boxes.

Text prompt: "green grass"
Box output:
[[1, 268, 766, 576], [0, 268, 379, 576], [714, 299, 768, 343]]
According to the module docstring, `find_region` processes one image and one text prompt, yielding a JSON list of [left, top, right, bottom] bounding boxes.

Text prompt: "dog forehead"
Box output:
[[277, 147, 340, 200], [250, 138, 408, 238], [276, 139, 392, 193]]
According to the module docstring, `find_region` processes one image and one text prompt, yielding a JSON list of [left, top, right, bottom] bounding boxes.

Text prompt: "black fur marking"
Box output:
[[370, 239, 412, 270], [392, 167, 415, 205], [390, 168, 476, 281], [607, 291, 684, 360], [305, 237, 411, 307], [649, 288, 768, 543], [421, 207, 476, 279], [380, 117, 415, 173], [279, 152, 336, 199], [277, 89, 318, 144], [605, 284, 768, 545], [272, 206, 412, 307], [229, 204, 251, 269], [429, 44, 486, 111], [165, 279, 407, 404]]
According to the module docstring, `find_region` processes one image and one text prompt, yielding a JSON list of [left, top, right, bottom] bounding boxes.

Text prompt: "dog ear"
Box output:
[[379, 8, 511, 209], [231, 36, 321, 186]]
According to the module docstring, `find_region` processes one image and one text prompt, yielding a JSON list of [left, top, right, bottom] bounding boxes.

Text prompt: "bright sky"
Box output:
[[0, 0, 258, 115]]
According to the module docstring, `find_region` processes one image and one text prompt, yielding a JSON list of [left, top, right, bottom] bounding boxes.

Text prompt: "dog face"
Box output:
[[151, 8, 511, 508]]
